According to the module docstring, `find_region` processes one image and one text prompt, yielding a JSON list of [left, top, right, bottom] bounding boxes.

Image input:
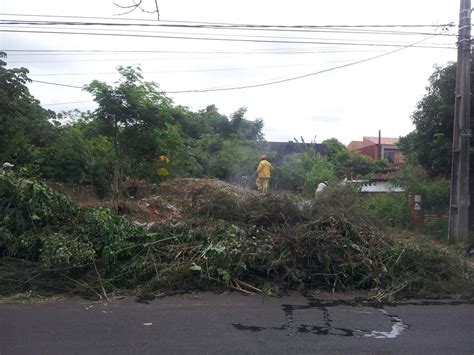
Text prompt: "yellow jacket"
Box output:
[[257, 160, 272, 178]]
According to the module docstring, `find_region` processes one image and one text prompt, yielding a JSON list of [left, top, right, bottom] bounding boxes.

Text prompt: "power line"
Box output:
[[7, 56, 253, 63], [0, 16, 457, 38], [165, 35, 439, 93], [0, 20, 457, 45], [2, 23, 451, 38], [0, 19, 457, 36], [32, 79, 83, 89], [27, 61, 358, 76], [30, 35, 438, 94], [0, 48, 402, 55], [3, 51, 393, 64], [4, 24, 452, 48], [0, 28, 456, 50], [0, 13, 456, 29]]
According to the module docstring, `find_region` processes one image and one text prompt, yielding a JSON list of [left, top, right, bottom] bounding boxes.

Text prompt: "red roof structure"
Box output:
[[347, 135, 402, 164]]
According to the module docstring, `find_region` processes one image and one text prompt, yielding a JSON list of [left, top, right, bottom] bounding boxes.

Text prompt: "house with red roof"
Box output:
[[347, 135, 402, 165]]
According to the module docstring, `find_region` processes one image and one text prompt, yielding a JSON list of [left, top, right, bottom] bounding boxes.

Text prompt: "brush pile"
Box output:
[[0, 175, 472, 300]]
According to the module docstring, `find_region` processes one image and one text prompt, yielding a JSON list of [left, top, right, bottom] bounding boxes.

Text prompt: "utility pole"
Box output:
[[448, 0, 471, 244]]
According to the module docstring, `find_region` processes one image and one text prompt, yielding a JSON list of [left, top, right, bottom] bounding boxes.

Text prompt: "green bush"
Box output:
[[391, 163, 449, 211], [303, 153, 335, 193], [361, 193, 409, 228], [422, 179, 449, 211]]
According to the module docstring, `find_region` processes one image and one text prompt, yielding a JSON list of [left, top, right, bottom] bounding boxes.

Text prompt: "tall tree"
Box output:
[[84, 65, 172, 208], [0, 52, 56, 165], [399, 60, 474, 177], [322, 138, 385, 179], [322, 138, 347, 160]]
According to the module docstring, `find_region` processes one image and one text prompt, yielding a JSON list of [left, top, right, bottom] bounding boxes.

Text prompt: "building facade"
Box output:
[[347, 136, 402, 164]]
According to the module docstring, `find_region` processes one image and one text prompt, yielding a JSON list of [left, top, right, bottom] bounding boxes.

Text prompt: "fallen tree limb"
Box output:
[[234, 279, 262, 293]]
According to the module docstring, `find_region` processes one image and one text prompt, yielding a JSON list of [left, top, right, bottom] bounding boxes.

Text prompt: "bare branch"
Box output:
[[113, 0, 142, 9], [154, 0, 160, 20], [113, 0, 142, 16], [114, 6, 140, 16], [113, 0, 160, 20]]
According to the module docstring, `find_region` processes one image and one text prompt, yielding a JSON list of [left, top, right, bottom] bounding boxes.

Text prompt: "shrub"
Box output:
[[391, 163, 449, 211], [422, 179, 449, 211], [361, 193, 409, 228], [303, 153, 335, 193]]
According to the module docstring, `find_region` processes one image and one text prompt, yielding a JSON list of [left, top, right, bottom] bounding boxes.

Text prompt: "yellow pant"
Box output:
[[256, 177, 270, 192]]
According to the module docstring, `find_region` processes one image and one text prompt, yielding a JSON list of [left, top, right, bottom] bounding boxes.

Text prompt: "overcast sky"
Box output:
[[0, 0, 459, 144]]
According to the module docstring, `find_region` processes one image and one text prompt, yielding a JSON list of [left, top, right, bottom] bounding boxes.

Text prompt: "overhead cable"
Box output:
[[0, 29, 456, 50], [30, 35, 439, 94], [0, 13, 455, 29], [165, 35, 440, 93]]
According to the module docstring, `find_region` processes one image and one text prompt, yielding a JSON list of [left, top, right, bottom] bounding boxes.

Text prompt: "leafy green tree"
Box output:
[[42, 128, 92, 184], [390, 162, 449, 211], [321, 137, 385, 179], [322, 138, 347, 160], [332, 150, 385, 179], [0, 52, 56, 166], [398, 61, 474, 177], [195, 105, 232, 138], [84, 65, 172, 207], [153, 124, 204, 178], [303, 153, 335, 192], [229, 107, 264, 141], [0, 56, 267, 191]]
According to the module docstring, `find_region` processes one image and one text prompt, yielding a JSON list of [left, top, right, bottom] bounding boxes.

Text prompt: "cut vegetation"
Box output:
[[1, 174, 472, 301]]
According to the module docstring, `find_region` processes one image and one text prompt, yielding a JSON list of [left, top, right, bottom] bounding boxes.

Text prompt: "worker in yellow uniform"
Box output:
[[256, 155, 272, 193]]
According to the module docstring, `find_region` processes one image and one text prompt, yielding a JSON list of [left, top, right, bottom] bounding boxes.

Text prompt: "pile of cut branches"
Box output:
[[0, 175, 472, 300]]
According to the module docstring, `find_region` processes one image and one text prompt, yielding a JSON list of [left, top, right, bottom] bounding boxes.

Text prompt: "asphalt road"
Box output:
[[0, 293, 473, 355]]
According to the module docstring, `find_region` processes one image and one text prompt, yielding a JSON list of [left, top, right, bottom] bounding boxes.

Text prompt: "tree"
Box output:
[[0, 52, 56, 166], [42, 128, 92, 184], [322, 138, 347, 160], [84, 65, 172, 208], [229, 107, 264, 141], [332, 150, 386, 179], [0, 55, 268, 189], [303, 153, 335, 191], [399, 61, 474, 177], [322, 137, 385, 179]]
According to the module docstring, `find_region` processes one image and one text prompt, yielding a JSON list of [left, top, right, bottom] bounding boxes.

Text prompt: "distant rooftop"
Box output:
[[347, 136, 399, 150], [363, 137, 399, 146], [347, 141, 365, 150]]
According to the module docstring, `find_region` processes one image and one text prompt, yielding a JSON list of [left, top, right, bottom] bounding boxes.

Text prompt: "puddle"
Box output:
[[232, 323, 265, 332], [232, 297, 472, 338], [232, 297, 410, 338], [362, 309, 409, 339]]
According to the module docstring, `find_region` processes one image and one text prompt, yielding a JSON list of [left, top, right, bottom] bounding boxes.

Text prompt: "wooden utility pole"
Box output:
[[448, 0, 471, 244]]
